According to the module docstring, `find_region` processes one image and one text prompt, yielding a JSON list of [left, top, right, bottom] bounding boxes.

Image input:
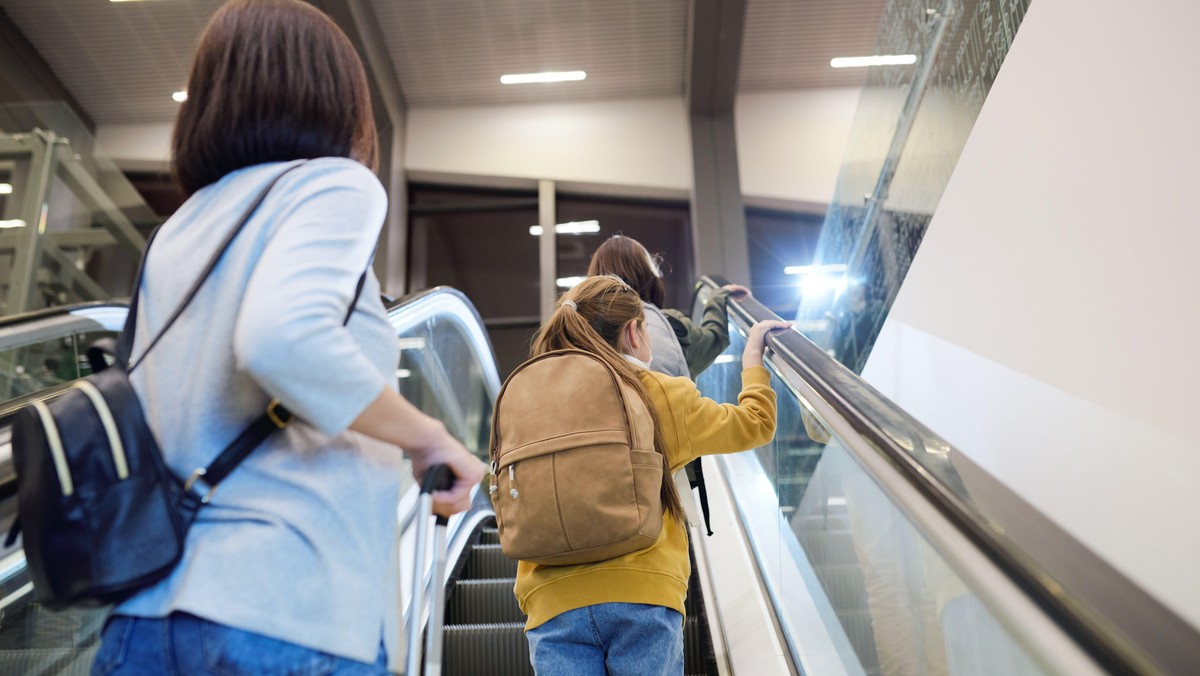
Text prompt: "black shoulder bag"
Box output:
[[6, 163, 370, 610]]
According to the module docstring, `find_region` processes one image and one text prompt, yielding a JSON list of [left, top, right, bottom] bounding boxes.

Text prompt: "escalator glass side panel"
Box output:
[[699, 324, 1049, 675]]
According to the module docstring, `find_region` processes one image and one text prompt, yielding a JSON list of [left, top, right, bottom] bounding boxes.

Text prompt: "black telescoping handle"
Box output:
[[421, 464, 456, 527], [420, 464, 455, 494]]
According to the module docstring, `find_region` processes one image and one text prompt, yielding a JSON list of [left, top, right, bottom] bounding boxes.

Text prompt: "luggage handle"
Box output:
[[407, 463, 455, 676]]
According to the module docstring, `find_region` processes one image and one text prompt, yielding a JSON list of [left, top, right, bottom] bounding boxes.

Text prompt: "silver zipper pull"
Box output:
[[509, 464, 519, 499]]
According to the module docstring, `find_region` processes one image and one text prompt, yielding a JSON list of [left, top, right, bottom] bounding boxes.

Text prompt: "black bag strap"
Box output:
[[115, 160, 371, 500], [123, 162, 306, 372], [188, 263, 370, 497]]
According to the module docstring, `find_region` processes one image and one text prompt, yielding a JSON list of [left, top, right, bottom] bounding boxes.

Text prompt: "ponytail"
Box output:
[[531, 276, 686, 526]]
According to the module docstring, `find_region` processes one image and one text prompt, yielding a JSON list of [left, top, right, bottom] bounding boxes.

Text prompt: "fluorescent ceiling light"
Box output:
[[396, 337, 426, 350], [501, 71, 586, 85], [830, 55, 917, 68], [529, 220, 600, 236], [395, 368, 412, 379], [0, 183, 12, 195], [172, 90, 188, 102], [784, 263, 848, 275], [556, 276, 588, 289], [0, 219, 27, 229], [714, 355, 738, 364]]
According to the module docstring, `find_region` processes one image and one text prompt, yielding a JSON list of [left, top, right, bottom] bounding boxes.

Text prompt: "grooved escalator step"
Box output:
[[463, 544, 518, 579], [479, 527, 500, 545], [447, 578, 524, 624], [443, 622, 532, 676], [0, 647, 100, 676]]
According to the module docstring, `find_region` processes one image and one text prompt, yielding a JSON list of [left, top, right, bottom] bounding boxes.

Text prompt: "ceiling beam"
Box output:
[[0, 8, 94, 131], [686, 0, 751, 285]]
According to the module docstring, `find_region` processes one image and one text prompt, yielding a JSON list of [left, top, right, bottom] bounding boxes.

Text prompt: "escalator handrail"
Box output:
[[0, 285, 498, 497], [696, 274, 1200, 676]]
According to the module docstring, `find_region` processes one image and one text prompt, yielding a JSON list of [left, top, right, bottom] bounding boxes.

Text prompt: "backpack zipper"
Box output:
[[509, 464, 519, 499]]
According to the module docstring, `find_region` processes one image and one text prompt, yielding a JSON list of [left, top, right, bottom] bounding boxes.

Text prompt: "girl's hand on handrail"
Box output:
[[743, 320, 793, 369]]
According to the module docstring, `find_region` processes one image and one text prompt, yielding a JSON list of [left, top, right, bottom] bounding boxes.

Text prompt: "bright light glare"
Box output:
[[395, 369, 412, 379], [784, 263, 848, 276], [714, 355, 738, 364], [0, 183, 11, 195], [556, 276, 588, 289], [396, 337, 426, 350], [830, 55, 917, 68], [529, 220, 600, 236], [501, 71, 586, 85], [0, 219, 27, 229], [172, 90, 188, 102]]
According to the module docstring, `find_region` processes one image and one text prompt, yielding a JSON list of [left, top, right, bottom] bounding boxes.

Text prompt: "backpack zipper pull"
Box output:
[[489, 460, 498, 496], [509, 464, 519, 500]]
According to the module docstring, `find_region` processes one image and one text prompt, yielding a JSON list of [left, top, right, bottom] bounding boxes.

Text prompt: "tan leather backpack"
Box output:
[[488, 349, 664, 565]]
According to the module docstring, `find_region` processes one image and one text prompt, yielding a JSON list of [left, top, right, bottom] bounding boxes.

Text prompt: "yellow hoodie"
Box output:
[[513, 366, 777, 630]]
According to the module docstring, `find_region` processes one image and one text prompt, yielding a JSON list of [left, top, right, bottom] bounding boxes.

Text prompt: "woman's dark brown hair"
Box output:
[[172, 0, 378, 196], [587, 235, 667, 307], [530, 276, 686, 525]]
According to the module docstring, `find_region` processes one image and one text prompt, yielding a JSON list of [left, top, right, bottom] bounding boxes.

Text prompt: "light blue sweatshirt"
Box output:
[[121, 158, 405, 668]]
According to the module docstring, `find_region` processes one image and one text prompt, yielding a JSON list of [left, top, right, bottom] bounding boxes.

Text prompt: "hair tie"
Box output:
[[562, 299, 578, 311]]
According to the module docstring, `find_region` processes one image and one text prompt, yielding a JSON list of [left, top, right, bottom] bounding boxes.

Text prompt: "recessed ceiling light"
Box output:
[[784, 264, 848, 275], [830, 55, 917, 68], [556, 276, 588, 289], [172, 90, 188, 102], [501, 71, 586, 85], [529, 220, 600, 236]]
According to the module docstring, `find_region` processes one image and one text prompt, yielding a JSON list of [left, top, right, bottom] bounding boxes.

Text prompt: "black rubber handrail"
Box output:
[[696, 274, 1200, 676]]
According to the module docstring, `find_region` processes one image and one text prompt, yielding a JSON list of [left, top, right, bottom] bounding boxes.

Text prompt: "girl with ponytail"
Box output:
[[516, 275, 789, 675]]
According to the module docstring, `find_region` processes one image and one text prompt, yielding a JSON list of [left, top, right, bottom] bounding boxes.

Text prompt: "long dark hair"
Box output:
[[587, 235, 667, 307], [172, 0, 378, 196], [530, 276, 686, 525]]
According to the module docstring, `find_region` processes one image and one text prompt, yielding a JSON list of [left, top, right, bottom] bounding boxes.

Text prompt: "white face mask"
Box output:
[[623, 353, 651, 370]]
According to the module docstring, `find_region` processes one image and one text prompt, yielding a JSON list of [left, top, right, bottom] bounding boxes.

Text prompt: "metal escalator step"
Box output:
[[0, 647, 100, 676], [443, 622, 532, 676], [447, 578, 524, 624], [464, 544, 518, 579], [480, 527, 500, 545], [684, 615, 707, 674]]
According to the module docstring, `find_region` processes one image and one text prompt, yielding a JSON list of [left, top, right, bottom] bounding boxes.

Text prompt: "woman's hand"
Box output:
[[349, 387, 485, 517], [407, 426, 485, 517], [722, 283, 751, 300], [743, 320, 793, 369]]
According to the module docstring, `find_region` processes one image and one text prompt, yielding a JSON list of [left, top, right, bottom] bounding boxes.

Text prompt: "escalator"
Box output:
[[2, 277, 1196, 675], [689, 275, 1200, 675]]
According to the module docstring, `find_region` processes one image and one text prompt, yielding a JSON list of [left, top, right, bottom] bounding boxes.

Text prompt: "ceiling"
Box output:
[[0, 0, 885, 125]]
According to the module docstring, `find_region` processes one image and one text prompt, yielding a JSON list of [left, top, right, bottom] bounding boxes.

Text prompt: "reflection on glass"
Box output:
[[796, 0, 1032, 372], [697, 322, 1045, 675]]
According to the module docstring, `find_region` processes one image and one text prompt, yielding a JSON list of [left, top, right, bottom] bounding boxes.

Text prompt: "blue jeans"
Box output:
[[526, 603, 684, 676], [91, 613, 388, 675]]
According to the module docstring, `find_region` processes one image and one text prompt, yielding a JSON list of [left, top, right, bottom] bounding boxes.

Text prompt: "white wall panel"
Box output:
[[862, 0, 1200, 627], [735, 89, 858, 206], [405, 98, 692, 191]]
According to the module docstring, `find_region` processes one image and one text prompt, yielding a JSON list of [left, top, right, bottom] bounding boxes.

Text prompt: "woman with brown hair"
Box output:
[[90, 1, 481, 673], [514, 275, 786, 674], [586, 234, 750, 380]]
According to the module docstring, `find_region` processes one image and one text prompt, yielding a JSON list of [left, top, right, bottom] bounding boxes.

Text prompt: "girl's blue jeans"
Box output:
[[91, 612, 388, 675], [525, 603, 684, 675]]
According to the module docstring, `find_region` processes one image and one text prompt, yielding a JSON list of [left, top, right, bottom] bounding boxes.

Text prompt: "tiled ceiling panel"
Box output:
[[1, 0, 224, 124], [373, 0, 688, 107], [0, 0, 890, 125], [740, 0, 889, 90]]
